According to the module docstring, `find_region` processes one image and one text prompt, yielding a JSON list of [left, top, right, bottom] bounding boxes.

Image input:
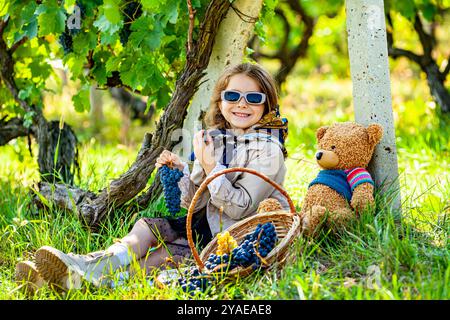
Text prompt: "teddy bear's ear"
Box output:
[[316, 126, 329, 141], [367, 124, 383, 146]]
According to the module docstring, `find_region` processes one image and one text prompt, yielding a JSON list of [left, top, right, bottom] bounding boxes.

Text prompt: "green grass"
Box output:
[[0, 74, 448, 300]]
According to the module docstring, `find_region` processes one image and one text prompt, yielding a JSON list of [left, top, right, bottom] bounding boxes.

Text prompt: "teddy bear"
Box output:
[[300, 122, 383, 236]]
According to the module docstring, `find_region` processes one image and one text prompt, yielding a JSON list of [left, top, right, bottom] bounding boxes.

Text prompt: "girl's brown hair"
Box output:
[[205, 63, 279, 129]]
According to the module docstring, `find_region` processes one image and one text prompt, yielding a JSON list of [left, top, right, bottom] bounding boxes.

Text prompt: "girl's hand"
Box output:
[[193, 130, 216, 175], [155, 150, 184, 171]]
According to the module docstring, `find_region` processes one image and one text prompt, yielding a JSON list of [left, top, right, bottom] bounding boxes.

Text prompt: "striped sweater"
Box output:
[[344, 168, 374, 192], [308, 167, 374, 202]]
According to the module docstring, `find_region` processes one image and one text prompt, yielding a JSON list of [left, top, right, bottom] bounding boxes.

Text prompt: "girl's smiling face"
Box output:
[[219, 73, 265, 130]]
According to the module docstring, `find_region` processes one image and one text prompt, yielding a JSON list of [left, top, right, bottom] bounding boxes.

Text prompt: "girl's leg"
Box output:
[[104, 217, 179, 266], [132, 239, 191, 274], [34, 217, 180, 290], [106, 218, 156, 261]]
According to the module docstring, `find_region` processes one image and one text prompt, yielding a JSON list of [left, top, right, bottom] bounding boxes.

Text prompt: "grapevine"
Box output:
[[58, 1, 85, 55], [119, 1, 143, 45]]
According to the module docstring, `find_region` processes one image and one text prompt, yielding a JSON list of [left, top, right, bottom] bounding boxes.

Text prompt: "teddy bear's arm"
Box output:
[[350, 183, 375, 214]]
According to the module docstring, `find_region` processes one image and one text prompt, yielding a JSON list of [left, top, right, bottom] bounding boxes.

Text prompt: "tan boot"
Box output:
[[35, 246, 123, 291], [15, 261, 45, 295]]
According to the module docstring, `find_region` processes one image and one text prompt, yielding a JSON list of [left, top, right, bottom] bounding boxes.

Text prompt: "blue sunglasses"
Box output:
[[221, 90, 266, 105]]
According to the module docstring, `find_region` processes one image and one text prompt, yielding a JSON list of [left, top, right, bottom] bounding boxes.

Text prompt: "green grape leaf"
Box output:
[[420, 2, 437, 21], [0, 1, 9, 16], [18, 86, 33, 100], [163, 0, 180, 25], [141, 0, 161, 11], [393, 1, 416, 21], [72, 86, 91, 112], [103, 0, 121, 24], [94, 13, 123, 35], [35, 3, 66, 36], [148, 68, 166, 91], [119, 68, 140, 90], [30, 60, 52, 83], [129, 16, 164, 51], [23, 111, 35, 128], [22, 19, 38, 39], [156, 86, 171, 109], [63, 53, 85, 80], [72, 31, 97, 54], [91, 50, 112, 86], [105, 55, 122, 73], [64, 0, 76, 11]]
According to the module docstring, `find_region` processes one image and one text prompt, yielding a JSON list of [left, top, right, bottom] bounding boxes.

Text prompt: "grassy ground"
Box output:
[[0, 71, 448, 299]]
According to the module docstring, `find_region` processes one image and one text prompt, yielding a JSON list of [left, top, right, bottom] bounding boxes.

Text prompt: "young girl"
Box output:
[[15, 63, 290, 292]]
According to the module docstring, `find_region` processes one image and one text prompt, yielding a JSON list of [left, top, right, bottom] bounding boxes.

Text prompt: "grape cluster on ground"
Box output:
[[159, 165, 184, 215], [177, 267, 212, 296]]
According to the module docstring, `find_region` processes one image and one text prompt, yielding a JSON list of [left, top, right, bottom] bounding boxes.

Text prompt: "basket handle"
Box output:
[[186, 167, 296, 271]]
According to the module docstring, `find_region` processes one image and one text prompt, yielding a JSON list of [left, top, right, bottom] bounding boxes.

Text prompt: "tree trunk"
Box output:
[[423, 63, 450, 114], [346, 0, 402, 218], [38, 121, 79, 185]]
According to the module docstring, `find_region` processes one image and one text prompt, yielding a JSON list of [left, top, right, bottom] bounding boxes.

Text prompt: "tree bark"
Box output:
[[423, 63, 450, 114], [0, 117, 30, 146], [38, 120, 79, 185], [346, 0, 402, 218]]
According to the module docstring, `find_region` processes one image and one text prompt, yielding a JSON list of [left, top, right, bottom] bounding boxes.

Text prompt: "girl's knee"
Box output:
[[136, 218, 150, 228]]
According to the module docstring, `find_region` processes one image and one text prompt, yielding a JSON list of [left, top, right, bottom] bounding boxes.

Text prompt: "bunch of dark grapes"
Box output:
[[177, 267, 211, 296], [59, 31, 74, 54], [58, 1, 86, 55], [119, 1, 143, 45], [245, 222, 278, 258], [159, 165, 184, 215], [205, 253, 238, 272], [205, 222, 278, 272]]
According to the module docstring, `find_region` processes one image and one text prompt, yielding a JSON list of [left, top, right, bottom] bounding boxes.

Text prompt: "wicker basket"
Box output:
[[186, 167, 302, 279]]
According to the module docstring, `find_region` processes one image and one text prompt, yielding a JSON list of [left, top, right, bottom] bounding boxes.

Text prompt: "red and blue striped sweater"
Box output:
[[308, 167, 374, 202]]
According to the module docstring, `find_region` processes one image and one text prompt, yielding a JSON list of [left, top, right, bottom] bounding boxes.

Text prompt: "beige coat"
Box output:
[[179, 129, 289, 236]]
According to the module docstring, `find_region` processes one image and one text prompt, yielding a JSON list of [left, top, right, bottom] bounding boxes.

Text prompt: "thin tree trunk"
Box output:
[[89, 84, 104, 135], [423, 63, 450, 113], [346, 0, 402, 218]]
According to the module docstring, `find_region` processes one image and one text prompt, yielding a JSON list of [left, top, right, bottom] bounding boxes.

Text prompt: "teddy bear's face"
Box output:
[[315, 122, 383, 170]]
